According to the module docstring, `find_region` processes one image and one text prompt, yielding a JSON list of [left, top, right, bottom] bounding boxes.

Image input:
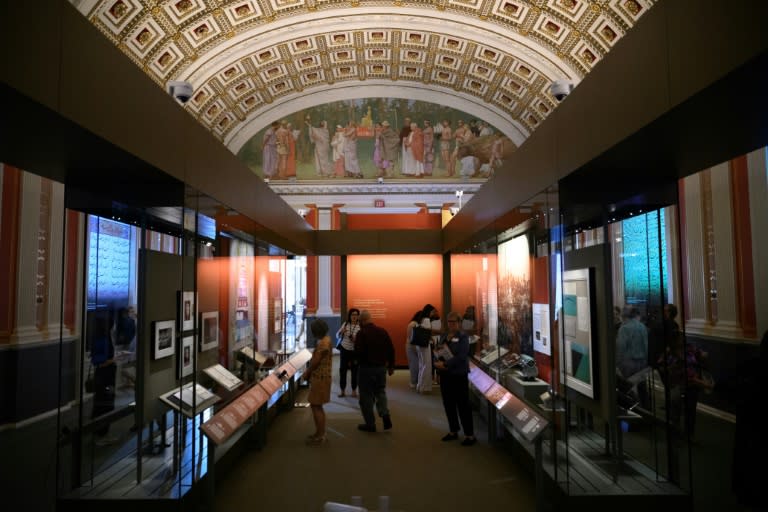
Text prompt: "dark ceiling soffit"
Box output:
[[442, 0, 768, 253], [314, 229, 443, 255], [0, 0, 313, 255], [560, 49, 768, 220]]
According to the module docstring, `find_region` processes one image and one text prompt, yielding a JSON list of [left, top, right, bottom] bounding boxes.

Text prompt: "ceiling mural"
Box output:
[[70, 0, 655, 210], [237, 98, 513, 181]]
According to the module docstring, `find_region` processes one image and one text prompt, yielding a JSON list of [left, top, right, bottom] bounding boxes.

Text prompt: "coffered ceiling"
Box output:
[[70, 0, 655, 212]]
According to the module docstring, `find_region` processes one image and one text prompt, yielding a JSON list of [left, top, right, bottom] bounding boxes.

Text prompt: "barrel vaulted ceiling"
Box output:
[[70, 0, 655, 211]]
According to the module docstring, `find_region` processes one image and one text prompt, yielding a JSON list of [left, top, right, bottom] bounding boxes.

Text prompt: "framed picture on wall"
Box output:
[[178, 291, 197, 332], [153, 320, 175, 360], [562, 267, 597, 399], [199, 311, 219, 352], [179, 335, 194, 378]]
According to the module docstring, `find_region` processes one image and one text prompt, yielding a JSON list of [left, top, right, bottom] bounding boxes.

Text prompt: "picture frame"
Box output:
[[561, 267, 598, 399], [178, 290, 197, 332], [153, 319, 175, 360], [199, 311, 219, 352], [179, 335, 194, 378]]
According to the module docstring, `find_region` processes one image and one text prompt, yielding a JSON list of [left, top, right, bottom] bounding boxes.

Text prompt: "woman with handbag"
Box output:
[[336, 308, 361, 397]]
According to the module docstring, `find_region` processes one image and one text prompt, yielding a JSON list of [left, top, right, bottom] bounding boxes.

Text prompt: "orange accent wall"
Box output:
[[216, 238, 232, 366], [730, 156, 757, 338], [0, 165, 20, 342], [450, 254, 486, 325], [305, 206, 318, 314], [347, 255, 442, 366], [346, 213, 441, 230]]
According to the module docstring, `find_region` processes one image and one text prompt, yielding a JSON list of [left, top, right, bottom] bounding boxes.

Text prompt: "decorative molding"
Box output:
[[267, 180, 482, 195]]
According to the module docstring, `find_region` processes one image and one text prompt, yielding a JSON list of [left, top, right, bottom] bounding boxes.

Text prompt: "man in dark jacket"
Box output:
[[354, 310, 395, 432]]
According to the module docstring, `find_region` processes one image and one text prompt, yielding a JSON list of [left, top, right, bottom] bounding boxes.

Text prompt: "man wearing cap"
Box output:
[[379, 121, 400, 177], [354, 309, 395, 432]]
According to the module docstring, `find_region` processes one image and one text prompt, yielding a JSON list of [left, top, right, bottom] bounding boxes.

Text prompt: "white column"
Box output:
[[683, 174, 708, 330], [45, 181, 65, 338], [14, 173, 41, 343], [710, 162, 739, 334], [316, 208, 333, 316]]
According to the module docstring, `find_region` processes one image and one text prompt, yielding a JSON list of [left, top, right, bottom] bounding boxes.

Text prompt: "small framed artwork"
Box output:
[[199, 311, 219, 352], [153, 320, 175, 360], [179, 335, 194, 378], [178, 291, 197, 332]]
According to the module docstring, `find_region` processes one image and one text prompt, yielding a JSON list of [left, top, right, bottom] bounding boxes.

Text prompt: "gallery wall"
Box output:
[[347, 254, 442, 366]]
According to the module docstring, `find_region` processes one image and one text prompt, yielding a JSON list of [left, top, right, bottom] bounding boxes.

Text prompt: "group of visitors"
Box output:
[[614, 303, 716, 436], [302, 305, 476, 447]]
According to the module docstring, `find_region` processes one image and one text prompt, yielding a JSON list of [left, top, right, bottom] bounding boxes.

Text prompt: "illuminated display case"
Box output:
[[464, 182, 691, 506], [49, 180, 307, 506]]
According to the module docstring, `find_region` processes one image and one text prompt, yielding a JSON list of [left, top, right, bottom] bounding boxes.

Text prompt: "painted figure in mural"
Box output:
[[439, 120, 453, 175], [299, 113, 313, 163], [479, 121, 493, 137], [406, 121, 425, 177], [373, 122, 384, 177], [344, 121, 362, 178], [379, 120, 400, 177], [285, 122, 297, 178], [331, 125, 346, 178], [422, 119, 435, 176], [489, 131, 504, 171], [469, 119, 481, 137], [262, 121, 279, 178], [275, 120, 291, 178], [307, 120, 332, 177], [399, 117, 412, 175], [458, 146, 478, 178], [452, 120, 474, 176], [361, 106, 373, 128]]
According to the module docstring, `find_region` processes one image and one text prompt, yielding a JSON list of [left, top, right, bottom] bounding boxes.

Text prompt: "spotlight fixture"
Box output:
[[377, 177, 384, 184]]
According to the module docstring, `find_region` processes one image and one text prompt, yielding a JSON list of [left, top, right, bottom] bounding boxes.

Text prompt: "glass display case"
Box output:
[[50, 179, 307, 507], [464, 181, 691, 506]]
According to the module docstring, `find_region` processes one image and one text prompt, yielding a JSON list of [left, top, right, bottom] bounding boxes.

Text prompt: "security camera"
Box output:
[[377, 177, 384, 184], [167, 80, 193, 104], [550, 79, 574, 101]]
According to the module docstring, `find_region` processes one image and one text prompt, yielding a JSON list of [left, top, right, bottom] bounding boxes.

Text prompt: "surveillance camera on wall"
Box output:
[[377, 177, 384, 184], [550, 79, 574, 101], [167, 80, 193, 104]]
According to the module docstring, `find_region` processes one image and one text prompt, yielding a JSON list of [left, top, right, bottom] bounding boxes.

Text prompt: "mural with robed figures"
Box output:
[[237, 98, 514, 181]]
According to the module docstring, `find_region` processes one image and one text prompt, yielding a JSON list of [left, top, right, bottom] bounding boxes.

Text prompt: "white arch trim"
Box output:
[[185, 10, 580, 86]]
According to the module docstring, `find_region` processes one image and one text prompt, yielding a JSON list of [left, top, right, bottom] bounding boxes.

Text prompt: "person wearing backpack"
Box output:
[[412, 304, 438, 393], [335, 308, 361, 397]]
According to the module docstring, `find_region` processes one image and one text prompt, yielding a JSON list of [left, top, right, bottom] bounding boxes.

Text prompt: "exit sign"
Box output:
[[374, 199, 385, 208]]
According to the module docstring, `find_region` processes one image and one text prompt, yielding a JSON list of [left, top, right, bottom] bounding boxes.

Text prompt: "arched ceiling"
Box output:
[[72, 0, 656, 154]]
